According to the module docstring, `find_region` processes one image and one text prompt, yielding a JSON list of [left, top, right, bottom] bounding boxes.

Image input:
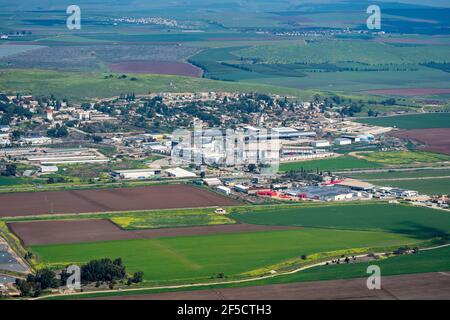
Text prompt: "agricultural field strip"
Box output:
[[229, 203, 450, 238], [23, 203, 448, 282], [360, 176, 450, 181], [0, 185, 242, 218], [80, 273, 450, 300], [357, 113, 450, 129], [0, 201, 402, 224], [8, 219, 300, 246], [34, 243, 450, 300], [336, 166, 450, 174]]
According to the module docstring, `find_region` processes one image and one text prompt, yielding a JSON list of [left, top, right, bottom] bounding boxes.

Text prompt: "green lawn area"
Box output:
[[359, 151, 450, 166], [230, 203, 450, 239], [357, 113, 450, 129], [279, 156, 382, 172], [31, 228, 418, 283], [371, 178, 450, 195], [110, 208, 236, 230]]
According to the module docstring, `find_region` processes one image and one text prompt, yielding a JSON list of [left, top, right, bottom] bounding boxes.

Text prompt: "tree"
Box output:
[[11, 130, 21, 140], [81, 258, 126, 283], [15, 279, 32, 297], [28, 269, 59, 290], [47, 124, 69, 138], [130, 271, 144, 284], [2, 163, 16, 176]]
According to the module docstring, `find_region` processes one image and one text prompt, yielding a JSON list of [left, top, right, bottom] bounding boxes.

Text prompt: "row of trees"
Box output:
[[15, 258, 144, 297]]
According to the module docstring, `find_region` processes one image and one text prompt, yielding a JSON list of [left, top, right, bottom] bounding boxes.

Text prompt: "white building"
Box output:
[[203, 178, 222, 187], [311, 140, 330, 148], [334, 138, 352, 146], [0, 125, 10, 132], [216, 186, 231, 195], [166, 167, 197, 178], [113, 169, 158, 180], [21, 136, 52, 145], [40, 165, 58, 174]]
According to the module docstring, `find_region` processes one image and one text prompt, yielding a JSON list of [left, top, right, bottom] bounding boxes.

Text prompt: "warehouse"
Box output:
[[166, 167, 197, 178], [336, 179, 374, 191], [40, 165, 58, 174], [216, 186, 231, 195], [20, 136, 52, 145], [112, 169, 160, 180], [203, 178, 222, 187], [333, 138, 352, 146], [234, 184, 249, 193], [311, 140, 330, 148], [285, 186, 359, 202]]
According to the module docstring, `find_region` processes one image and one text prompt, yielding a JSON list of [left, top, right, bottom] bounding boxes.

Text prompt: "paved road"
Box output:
[[90, 272, 450, 300]]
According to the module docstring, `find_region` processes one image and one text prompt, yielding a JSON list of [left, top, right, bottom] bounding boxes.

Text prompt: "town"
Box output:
[[1, 91, 448, 212]]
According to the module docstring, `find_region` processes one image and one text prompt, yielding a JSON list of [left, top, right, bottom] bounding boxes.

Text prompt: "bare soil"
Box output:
[[391, 128, 450, 155], [90, 272, 450, 300], [0, 185, 242, 218]]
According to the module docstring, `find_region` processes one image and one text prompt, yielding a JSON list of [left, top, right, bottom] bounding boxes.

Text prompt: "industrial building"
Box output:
[[311, 140, 330, 148], [39, 165, 58, 174], [333, 138, 352, 146], [336, 179, 374, 191], [285, 185, 365, 202], [24, 148, 109, 165], [112, 169, 160, 180], [165, 167, 197, 178], [216, 186, 231, 195], [234, 184, 249, 193], [203, 178, 222, 187], [20, 136, 52, 145]]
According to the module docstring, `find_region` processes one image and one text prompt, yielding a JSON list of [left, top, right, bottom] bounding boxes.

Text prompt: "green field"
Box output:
[[48, 245, 450, 300], [279, 156, 382, 172], [238, 245, 450, 287], [0, 68, 317, 102], [359, 151, 450, 166], [230, 203, 450, 239], [189, 42, 450, 93], [0, 176, 39, 186], [236, 41, 450, 65], [31, 228, 418, 283], [348, 169, 450, 180], [357, 113, 450, 129], [346, 169, 450, 195], [372, 178, 450, 195]]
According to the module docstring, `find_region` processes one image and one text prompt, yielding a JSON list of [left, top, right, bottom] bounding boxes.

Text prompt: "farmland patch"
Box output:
[[108, 60, 203, 77], [0, 185, 242, 217]]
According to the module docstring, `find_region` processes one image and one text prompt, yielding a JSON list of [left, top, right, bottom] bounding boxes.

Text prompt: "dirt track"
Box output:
[[8, 219, 299, 246], [391, 128, 450, 155], [91, 272, 450, 300], [0, 185, 242, 218]]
